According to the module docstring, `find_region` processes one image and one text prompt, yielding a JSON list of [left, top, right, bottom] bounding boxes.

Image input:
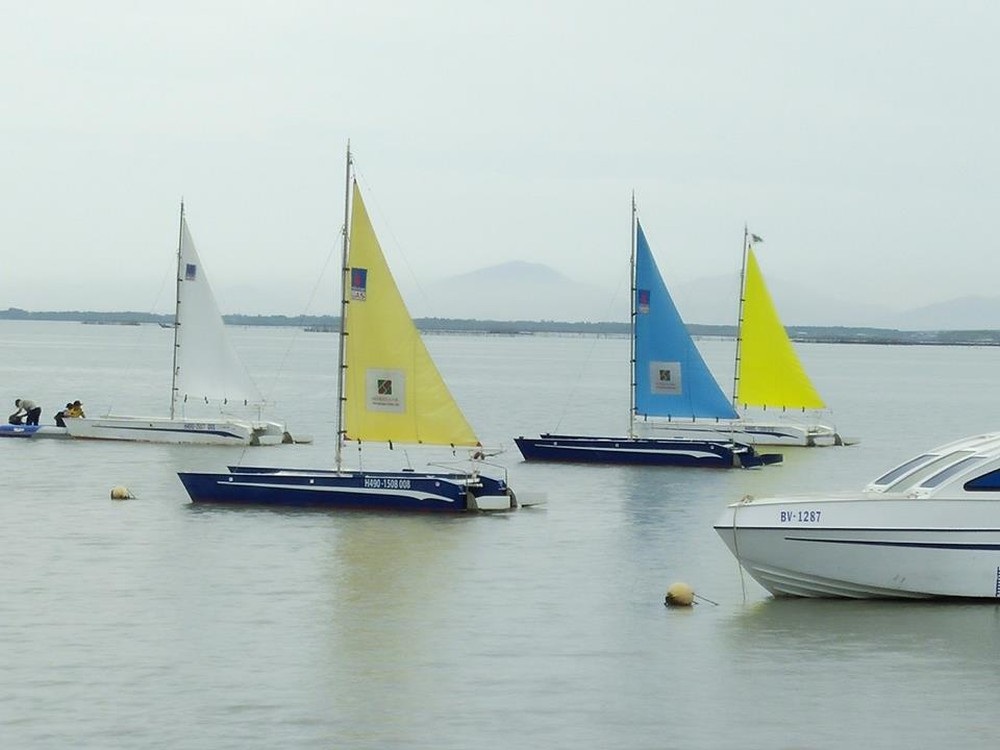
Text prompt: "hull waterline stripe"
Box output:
[[206, 479, 460, 504], [784, 535, 1000, 551], [84, 425, 246, 440]]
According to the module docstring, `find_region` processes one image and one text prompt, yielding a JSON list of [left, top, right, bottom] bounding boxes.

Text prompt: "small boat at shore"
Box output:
[[0, 424, 69, 439], [715, 432, 1000, 599]]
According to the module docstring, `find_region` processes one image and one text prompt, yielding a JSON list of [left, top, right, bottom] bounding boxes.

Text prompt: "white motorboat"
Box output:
[[714, 432, 1000, 599]]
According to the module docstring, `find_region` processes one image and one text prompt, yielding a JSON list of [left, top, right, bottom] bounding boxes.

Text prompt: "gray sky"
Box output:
[[4, 1, 997, 320]]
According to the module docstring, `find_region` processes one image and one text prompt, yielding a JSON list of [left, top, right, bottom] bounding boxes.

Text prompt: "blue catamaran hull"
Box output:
[[514, 434, 781, 468], [177, 468, 516, 512]]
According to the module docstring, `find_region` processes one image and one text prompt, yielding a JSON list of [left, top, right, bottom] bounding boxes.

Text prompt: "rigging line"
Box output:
[[551, 272, 627, 433], [352, 167, 433, 314], [254, 231, 342, 402], [234, 441, 251, 466]]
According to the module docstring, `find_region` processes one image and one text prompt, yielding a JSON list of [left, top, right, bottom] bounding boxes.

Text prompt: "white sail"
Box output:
[[62, 204, 301, 446], [173, 216, 262, 408]]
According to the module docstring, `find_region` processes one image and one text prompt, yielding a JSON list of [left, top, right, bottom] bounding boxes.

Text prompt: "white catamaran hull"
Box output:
[[634, 418, 845, 447], [715, 495, 1000, 599], [64, 416, 289, 446]]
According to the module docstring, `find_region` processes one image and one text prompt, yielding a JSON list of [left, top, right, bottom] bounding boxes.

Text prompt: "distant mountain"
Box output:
[[889, 295, 1000, 331], [402, 262, 1000, 329], [672, 274, 897, 328], [672, 275, 1000, 331], [404, 261, 621, 322], [10, 260, 995, 330]]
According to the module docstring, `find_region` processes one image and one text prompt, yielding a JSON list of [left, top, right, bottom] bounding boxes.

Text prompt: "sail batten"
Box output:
[[343, 182, 478, 447], [736, 248, 825, 410], [633, 222, 738, 422]]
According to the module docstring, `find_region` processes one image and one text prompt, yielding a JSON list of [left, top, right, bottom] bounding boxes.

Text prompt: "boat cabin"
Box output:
[[864, 433, 1000, 499]]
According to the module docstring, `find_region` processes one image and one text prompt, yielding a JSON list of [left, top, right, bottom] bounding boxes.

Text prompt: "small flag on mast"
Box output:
[[749, 233, 764, 244]]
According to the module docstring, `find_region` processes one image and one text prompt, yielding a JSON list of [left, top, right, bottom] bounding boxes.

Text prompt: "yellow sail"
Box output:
[[343, 182, 479, 446], [736, 248, 825, 410]]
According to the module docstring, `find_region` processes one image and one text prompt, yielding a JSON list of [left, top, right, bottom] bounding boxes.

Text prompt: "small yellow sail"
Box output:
[[343, 182, 479, 446], [737, 248, 825, 410]]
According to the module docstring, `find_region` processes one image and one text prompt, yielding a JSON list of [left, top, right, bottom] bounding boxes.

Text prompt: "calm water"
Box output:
[[3, 321, 1000, 749]]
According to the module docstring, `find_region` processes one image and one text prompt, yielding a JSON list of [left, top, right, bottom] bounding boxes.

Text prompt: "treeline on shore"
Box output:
[[2, 307, 998, 346]]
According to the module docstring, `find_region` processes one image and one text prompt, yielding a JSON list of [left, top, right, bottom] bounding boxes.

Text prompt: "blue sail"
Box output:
[[633, 222, 738, 421]]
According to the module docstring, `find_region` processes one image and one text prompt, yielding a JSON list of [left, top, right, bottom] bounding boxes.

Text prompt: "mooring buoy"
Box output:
[[664, 581, 695, 607]]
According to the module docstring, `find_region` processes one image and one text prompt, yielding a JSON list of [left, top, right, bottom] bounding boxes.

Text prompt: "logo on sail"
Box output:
[[650, 361, 681, 395], [366, 369, 405, 413], [185, 263, 197, 281], [637, 288, 650, 314], [351, 268, 368, 301]]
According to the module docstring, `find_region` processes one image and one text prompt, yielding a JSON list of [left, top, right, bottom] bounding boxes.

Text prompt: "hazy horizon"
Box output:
[[5, 2, 999, 321], [4, 254, 999, 331]]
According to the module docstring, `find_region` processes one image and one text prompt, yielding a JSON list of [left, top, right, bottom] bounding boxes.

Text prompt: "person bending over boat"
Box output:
[[68, 400, 84, 418], [54, 403, 73, 427], [10, 398, 42, 426]]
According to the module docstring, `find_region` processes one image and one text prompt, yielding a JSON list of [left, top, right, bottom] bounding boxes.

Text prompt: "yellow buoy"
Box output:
[[665, 582, 695, 607], [110, 486, 134, 500]]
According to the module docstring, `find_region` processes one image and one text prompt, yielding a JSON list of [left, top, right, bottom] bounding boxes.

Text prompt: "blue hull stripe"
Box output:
[[785, 535, 1000, 551], [743, 429, 800, 439], [93, 425, 246, 440]]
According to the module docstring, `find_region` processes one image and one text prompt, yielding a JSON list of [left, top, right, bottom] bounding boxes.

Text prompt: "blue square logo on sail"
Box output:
[[351, 268, 367, 301], [637, 288, 650, 314], [185, 263, 197, 281]]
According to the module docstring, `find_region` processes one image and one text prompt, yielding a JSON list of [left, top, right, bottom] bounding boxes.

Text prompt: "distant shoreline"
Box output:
[[1, 308, 998, 346]]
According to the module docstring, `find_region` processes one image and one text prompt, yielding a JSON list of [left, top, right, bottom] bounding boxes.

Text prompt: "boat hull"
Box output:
[[64, 416, 289, 446], [514, 434, 781, 468], [633, 418, 847, 447], [178, 468, 515, 512], [0, 424, 70, 439], [715, 496, 1000, 599]]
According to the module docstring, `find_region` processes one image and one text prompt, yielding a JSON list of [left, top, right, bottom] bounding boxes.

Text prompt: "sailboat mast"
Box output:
[[628, 193, 637, 438], [731, 223, 749, 408], [169, 201, 184, 420], [334, 142, 352, 472]]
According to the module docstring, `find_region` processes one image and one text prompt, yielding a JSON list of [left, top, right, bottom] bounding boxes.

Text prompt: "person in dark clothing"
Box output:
[[11, 398, 42, 426], [54, 403, 73, 428]]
